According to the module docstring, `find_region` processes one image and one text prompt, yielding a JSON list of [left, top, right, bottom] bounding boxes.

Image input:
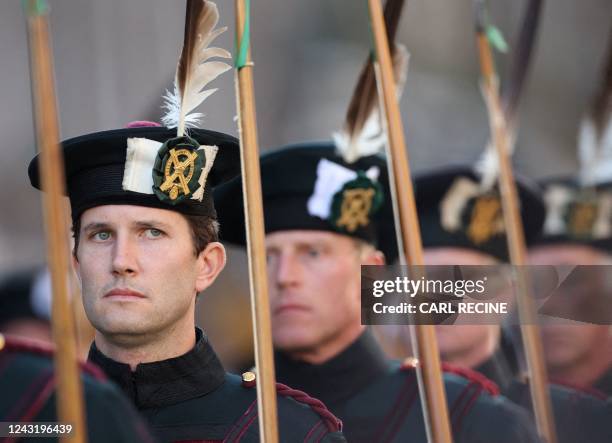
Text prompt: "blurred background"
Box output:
[[0, 0, 610, 369]]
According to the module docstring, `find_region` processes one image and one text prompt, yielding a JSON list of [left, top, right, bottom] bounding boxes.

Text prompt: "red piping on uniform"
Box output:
[[378, 370, 418, 443], [3, 374, 55, 443], [275, 383, 342, 433], [2, 335, 107, 380], [304, 419, 323, 442], [233, 406, 258, 442], [442, 362, 500, 395], [3, 369, 52, 421], [223, 398, 257, 443], [549, 378, 608, 400]]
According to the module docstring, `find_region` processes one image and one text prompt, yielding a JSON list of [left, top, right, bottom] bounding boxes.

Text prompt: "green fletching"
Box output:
[[234, 0, 251, 69], [22, 0, 49, 16], [486, 24, 509, 53], [366, 0, 378, 62]]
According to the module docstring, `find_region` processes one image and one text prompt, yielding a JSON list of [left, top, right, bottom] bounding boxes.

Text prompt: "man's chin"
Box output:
[[544, 351, 578, 370], [91, 315, 160, 339], [273, 329, 319, 355]]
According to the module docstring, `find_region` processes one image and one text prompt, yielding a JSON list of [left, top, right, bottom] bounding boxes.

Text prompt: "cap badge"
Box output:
[[543, 185, 612, 240], [440, 177, 505, 245], [336, 188, 376, 232], [160, 148, 199, 200], [567, 199, 598, 238], [331, 173, 383, 233], [153, 136, 205, 204], [467, 195, 504, 245], [308, 159, 382, 233]]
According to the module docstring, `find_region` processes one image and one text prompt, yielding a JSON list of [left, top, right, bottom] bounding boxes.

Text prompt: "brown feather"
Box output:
[[500, 0, 543, 125], [164, 0, 231, 134], [591, 29, 612, 138], [177, 0, 206, 101], [343, 0, 406, 147]]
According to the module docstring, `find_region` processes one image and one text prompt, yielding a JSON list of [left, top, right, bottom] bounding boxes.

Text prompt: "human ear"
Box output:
[[195, 241, 227, 293], [361, 249, 385, 266]]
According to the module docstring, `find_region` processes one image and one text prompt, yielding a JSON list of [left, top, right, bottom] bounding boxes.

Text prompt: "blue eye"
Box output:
[[145, 228, 163, 239], [307, 248, 320, 258], [93, 231, 111, 241]]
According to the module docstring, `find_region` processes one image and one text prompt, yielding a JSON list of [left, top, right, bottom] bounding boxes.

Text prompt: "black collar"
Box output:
[[593, 368, 612, 396], [274, 330, 390, 409], [88, 328, 225, 409], [475, 347, 517, 393]]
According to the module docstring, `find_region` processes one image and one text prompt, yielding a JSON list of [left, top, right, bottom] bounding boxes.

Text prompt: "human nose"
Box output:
[[111, 233, 139, 277], [273, 251, 302, 290]]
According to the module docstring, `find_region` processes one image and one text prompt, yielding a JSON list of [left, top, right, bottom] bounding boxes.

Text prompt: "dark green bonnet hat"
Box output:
[[415, 165, 545, 261], [28, 123, 240, 222], [213, 142, 398, 260], [28, 1, 239, 222]]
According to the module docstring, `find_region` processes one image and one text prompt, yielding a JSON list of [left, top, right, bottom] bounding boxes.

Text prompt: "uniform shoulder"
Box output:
[[1, 334, 106, 381], [233, 371, 345, 442], [439, 361, 500, 395], [396, 358, 500, 395], [397, 358, 539, 443], [0, 334, 155, 443]]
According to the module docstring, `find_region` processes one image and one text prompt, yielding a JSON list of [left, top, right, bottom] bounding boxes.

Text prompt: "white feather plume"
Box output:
[[334, 44, 410, 164], [475, 79, 517, 191], [578, 114, 612, 186]]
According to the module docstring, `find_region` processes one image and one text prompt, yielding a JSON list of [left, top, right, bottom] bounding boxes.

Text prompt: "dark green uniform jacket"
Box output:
[[477, 348, 612, 443], [88, 328, 345, 443], [549, 367, 612, 398], [0, 334, 155, 443], [275, 331, 540, 443], [593, 369, 612, 397]]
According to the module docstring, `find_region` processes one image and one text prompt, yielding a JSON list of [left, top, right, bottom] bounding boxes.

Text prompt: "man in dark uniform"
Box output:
[[526, 28, 612, 398], [214, 143, 541, 443], [528, 175, 612, 396], [27, 127, 344, 443], [26, 1, 345, 440], [0, 333, 155, 443], [407, 165, 611, 442]]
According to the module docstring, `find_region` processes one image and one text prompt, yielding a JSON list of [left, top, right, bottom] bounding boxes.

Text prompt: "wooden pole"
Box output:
[[475, 23, 558, 443], [234, 1, 279, 442], [367, 1, 453, 442], [24, 1, 87, 442]]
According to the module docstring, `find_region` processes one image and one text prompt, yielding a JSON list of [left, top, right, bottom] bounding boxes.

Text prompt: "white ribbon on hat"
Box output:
[[307, 158, 379, 220], [439, 177, 481, 232], [542, 184, 575, 235], [123, 138, 162, 194]]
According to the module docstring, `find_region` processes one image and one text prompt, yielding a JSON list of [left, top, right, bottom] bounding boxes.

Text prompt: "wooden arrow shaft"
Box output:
[[234, 1, 279, 442], [368, 1, 453, 442], [476, 31, 557, 443], [25, 6, 87, 443]]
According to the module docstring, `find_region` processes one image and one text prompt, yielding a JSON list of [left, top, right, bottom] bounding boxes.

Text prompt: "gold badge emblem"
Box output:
[[160, 148, 199, 200], [467, 196, 504, 244], [568, 201, 598, 237], [336, 188, 376, 233]]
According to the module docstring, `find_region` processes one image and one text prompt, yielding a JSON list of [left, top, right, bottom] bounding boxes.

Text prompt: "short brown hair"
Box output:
[[72, 212, 219, 257]]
